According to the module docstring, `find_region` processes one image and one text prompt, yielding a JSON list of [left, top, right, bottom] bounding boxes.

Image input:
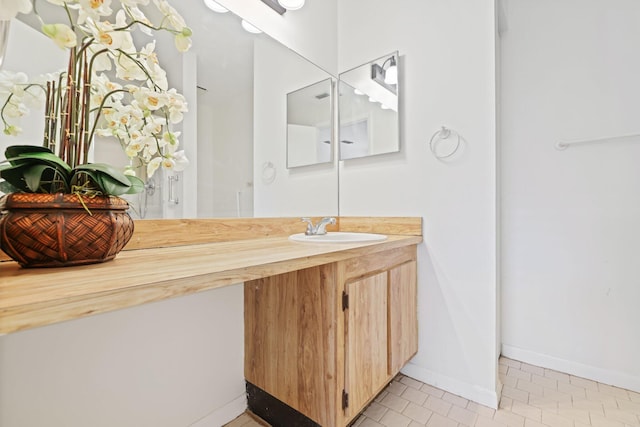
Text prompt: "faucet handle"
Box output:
[[301, 217, 314, 235]]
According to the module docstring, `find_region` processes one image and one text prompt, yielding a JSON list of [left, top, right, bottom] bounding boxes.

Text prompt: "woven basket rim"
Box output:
[[0, 192, 130, 211]]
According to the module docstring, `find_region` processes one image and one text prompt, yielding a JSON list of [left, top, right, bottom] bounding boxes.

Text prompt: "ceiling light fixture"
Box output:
[[260, 0, 286, 14], [241, 19, 262, 34], [203, 0, 229, 13], [278, 0, 306, 11]]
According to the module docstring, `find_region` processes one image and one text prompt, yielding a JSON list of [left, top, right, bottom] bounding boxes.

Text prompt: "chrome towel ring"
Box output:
[[429, 126, 461, 159]]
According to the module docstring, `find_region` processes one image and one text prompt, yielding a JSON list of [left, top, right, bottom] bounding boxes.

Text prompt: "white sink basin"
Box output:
[[289, 232, 387, 243]]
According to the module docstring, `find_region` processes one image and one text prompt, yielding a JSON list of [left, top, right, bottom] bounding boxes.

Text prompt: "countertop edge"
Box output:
[[0, 234, 422, 335]]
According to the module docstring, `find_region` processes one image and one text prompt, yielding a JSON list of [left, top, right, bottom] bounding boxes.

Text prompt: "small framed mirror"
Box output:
[[338, 52, 399, 160], [286, 78, 334, 168]]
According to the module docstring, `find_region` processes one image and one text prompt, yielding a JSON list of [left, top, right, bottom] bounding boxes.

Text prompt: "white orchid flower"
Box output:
[[41, 23, 77, 48], [87, 45, 113, 72], [125, 139, 144, 157], [142, 116, 163, 135], [152, 0, 186, 31], [0, 0, 32, 20], [123, 165, 137, 176], [77, 0, 113, 24], [139, 42, 168, 90], [174, 31, 192, 53], [146, 156, 162, 178], [3, 124, 22, 136], [122, 5, 153, 36], [171, 150, 189, 171], [3, 100, 29, 118], [165, 89, 188, 123], [162, 130, 180, 148], [0, 71, 28, 94], [132, 87, 168, 111], [160, 157, 175, 170], [114, 52, 147, 81]]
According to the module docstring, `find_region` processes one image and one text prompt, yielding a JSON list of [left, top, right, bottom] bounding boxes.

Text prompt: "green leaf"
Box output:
[[5, 145, 52, 160], [124, 175, 145, 194], [74, 163, 131, 186], [0, 165, 31, 192], [7, 151, 72, 173], [97, 175, 130, 196], [70, 169, 131, 196], [0, 163, 70, 193], [0, 180, 19, 195], [23, 164, 52, 192]]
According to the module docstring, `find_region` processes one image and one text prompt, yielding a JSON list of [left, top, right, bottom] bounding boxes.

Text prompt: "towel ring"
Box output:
[[261, 161, 276, 184], [429, 126, 461, 159]]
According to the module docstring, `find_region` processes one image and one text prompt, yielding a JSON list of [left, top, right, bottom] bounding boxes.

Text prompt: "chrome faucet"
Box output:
[[301, 217, 336, 235]]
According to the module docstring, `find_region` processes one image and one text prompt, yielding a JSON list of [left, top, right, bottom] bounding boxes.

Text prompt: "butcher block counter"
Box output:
[[0, 217, 422, 335]]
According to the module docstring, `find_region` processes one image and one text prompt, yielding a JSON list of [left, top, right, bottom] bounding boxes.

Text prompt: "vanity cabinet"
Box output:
[[245, 245, 418, 427]]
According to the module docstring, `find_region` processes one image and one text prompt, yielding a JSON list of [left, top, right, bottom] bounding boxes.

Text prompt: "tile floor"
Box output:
[[225, 357, 640, 427]]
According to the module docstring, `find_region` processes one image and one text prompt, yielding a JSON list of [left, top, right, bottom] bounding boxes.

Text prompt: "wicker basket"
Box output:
[[0, 193, 134, 268]]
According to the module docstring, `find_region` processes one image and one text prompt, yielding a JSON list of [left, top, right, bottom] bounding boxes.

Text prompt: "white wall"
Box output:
[[501, 0, 640, 392], [215, 0, 337, 75], [0, 285, 246, 427], [253, 37, 338, 217], [338, 0, 500, 407], [194, 14, 255, 219]]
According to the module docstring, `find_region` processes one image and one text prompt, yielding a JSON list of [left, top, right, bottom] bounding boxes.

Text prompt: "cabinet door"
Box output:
[[388, 260, 418, 376], [345, 272, 389, 420], [245, 265, 339, 427]]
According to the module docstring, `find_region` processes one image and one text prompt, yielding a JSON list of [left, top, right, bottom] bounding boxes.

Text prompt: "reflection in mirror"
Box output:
[[339, 52, 400, 160], [2, 2, 338, 219], [159, 4, 338, 219], [286, 78, 333, 168]]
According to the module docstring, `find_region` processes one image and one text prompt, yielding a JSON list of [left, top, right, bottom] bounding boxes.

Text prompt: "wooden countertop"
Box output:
[[0, 217, 422, 335]]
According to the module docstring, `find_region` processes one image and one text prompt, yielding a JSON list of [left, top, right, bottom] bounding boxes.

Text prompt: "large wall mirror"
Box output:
[[338, 52, 400, 160], [1, 2, 338, 220]]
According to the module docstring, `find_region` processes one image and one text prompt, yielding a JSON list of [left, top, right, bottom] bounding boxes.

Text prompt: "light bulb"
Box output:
[[354, 88, 364, 96], [241, 20, 262, 34], [278, 0, 306, 10], [384, 66, 397, 85], [381, 104, 390, 110], [204, 0, 229, 13], [384, 57, 398, 85], [368, 96, 377, 103]]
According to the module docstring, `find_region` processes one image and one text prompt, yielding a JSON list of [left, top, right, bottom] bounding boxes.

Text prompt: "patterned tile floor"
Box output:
[[225, 357, 640, 427]]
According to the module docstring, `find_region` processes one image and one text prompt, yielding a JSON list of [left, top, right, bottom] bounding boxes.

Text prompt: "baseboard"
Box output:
[[401, 362, 500, 409], [502, 344, 640, 394], [190, 394, 248, 427]]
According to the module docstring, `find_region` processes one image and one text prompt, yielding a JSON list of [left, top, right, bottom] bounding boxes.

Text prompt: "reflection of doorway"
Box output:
[[340, 118, 370, 159], [197, 82, 254, 218]]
